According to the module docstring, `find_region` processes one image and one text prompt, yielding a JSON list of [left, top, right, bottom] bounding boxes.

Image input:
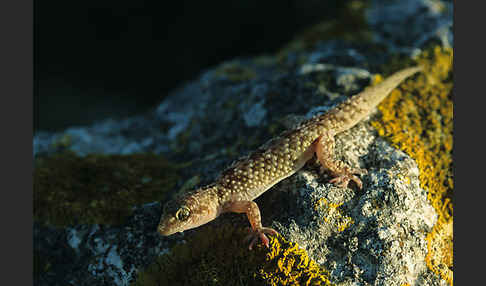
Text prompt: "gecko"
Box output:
[[158, 66, 422, 249]]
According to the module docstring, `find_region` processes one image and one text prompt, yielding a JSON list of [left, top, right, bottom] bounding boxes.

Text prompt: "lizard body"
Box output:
[[158, 66, 422, 249]]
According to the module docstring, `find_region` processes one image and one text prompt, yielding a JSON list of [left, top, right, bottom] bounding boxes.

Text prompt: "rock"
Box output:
[[34, 0, 452, 285], [270, 123, 442, 286]]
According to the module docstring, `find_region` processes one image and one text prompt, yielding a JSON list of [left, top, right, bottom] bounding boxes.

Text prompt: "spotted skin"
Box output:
[[158, 66, 422, 249]]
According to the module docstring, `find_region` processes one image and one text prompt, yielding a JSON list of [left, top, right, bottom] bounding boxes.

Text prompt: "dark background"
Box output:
[[34, 0, 346, 133]]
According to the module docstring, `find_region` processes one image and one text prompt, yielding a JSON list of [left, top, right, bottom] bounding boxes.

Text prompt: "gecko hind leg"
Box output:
[[315, 134, 367, 189], [226, 201, 278, 250]]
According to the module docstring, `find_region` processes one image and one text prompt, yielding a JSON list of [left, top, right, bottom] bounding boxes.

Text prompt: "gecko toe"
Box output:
[[261, 227, 278, 236], [245, 227, 278, 250], [260, 233, 270, 248], [330, 174, 364, 189], [350, 175, 363, 189], [248, 235, 259, 250], [329, 176, 349, 188]]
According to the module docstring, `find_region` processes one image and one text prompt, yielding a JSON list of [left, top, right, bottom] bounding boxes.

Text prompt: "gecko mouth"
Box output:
[[158, 222, 185, 236], [157, 224, 172, 236]]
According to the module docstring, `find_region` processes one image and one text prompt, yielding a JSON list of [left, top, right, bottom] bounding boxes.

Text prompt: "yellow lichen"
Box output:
[[371, 46, 453, 285], [314, 198, 354, 233], [259, 236, 333, 286], [426, 219, 453, 284], [133, 225, 333, 286]]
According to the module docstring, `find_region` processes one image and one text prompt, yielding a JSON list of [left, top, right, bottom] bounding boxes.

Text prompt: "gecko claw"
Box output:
[[244, 227, 278, 250], [157, 67, 420, 246], [329, 168, 366, 189]]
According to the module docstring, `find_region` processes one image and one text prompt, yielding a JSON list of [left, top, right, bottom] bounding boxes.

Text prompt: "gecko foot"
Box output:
[[329, 168, 367, 189], [244, 227, 278, 250]]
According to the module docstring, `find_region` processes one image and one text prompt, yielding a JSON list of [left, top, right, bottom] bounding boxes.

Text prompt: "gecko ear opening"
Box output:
[[175, 206, 191, 221]]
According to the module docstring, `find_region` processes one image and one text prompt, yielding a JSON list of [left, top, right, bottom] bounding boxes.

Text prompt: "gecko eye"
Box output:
[[175, 206, 191, 221]]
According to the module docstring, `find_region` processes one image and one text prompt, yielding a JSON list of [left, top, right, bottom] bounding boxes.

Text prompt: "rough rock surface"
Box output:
[[271, 123, 442, 286], [34, 0, 452, 285]]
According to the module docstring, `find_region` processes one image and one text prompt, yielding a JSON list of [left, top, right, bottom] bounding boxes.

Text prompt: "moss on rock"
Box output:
[[34, 151, 179, 227], [133, 225, 333, 286]]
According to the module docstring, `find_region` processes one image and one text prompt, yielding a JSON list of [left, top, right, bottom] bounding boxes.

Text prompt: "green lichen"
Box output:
[[50, 134, 73, 150], [370, 46, 453, 285], [34, 251, 51, 281], [133, 225, 333, 286], [214, 62, 257, 83], [34, 151, 179, 227], [277, 0, 372, 65], [296, 0, 371, 47]]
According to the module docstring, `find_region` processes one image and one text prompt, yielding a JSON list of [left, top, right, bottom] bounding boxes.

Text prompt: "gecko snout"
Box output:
[[157, 216, 179, 236], [157, 223, 170, 236]]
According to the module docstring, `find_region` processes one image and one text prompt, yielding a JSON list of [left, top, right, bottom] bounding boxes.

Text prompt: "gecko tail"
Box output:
[[325, 65, 423, 134], [357, 65, 423, 109]]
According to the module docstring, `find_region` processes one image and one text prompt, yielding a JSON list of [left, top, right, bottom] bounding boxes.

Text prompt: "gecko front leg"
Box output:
[[225, 200, 278, 250], [315, 133, 367, 189]]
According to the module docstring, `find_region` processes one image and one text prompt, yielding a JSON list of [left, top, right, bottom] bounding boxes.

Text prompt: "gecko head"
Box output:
[[157, 187, 219, 236]]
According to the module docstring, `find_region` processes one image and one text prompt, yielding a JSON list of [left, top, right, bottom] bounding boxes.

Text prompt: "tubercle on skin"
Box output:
[[158, 66, 423, 248]]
